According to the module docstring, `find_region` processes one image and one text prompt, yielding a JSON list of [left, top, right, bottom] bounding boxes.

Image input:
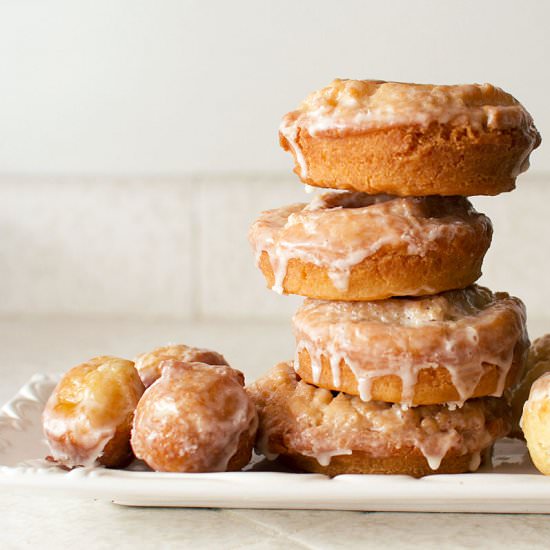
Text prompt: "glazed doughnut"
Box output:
[[510, 334, 550, 437], [249, 192, 492, 301], [42, 356, 145, 468], [134, 343, 228, 387], [248, 362, 511, 477], [280, 79, 540, 196], [131, 361, 258, 473], [521, 372, 550, 475], [293, 286, 528, 406]]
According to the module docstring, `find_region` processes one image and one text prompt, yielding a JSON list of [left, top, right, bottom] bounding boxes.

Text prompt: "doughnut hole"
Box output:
[[131, 361, 258, 473], [511, 334, 550, 437], [521, 372, 550, 475], [134, 343, 229, 388], [42, 356, 145, 468]]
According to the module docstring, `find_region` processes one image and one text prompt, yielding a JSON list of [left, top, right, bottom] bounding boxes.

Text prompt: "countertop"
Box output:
[[1, 317, 550, 550]]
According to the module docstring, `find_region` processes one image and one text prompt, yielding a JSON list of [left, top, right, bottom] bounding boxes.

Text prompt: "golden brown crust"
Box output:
[[134, 344, 229, 388], [99, 411, 136, 468], [42, 356, 145, 469], [257, 229, 488, 301], [281, 123, 539, 197], [131, 361, 258, 473], [292, 288, 528, 405], [227, 428, 256, 471], [520, 372, 550, 475], [510, 334, 550, 438], [296, 348, 525, 406], [280, 448, 485, 478], [251, 193, 492, 301], [248, 362, 511, 477]]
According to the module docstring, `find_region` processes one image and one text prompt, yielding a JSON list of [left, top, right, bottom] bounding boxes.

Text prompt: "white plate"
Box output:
[[1, 374, 549, 512]]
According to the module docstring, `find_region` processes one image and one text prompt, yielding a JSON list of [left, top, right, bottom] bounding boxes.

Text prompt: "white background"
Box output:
[[0, 0, 548, 322], [0, 0, 548, 174]]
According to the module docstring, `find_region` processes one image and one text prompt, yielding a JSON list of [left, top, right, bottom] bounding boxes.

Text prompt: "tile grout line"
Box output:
[[0, 171, 549, 183], [189, 177, 202, 322], [222, 509, 321, 550]]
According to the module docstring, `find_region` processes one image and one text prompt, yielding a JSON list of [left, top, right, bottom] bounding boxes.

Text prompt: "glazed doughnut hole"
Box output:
[[521, 372, 550, 475], [131, 361, 258, 473], [42, 356, 145, 468], [134, 343, 228, 388], [510, 334, 550, 437]]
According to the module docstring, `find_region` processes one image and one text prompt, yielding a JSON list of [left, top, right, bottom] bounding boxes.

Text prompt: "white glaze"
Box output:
[[302, 449, 353, 467], [526, 372, 550, 404], [280, 122, 308, 178], [42, 358, 144, 468], [134, 344, 228, 388], [293, 287, 528, 406], [469, 451, 482, 471], [255, 426, 280, 461], [132, 361, 257, 473], [280, 79, 535, 138], [279, 79, 539, 182], [249, 192, 491, 296], [249, 362, 509, 472], [43, 414, 115, 468]]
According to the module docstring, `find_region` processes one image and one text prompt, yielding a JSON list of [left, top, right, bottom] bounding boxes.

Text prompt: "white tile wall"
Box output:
[[196, 174, 304, 320], [474, 177, 550, 322], [1, 173, 550, 321], [0, 178, 195, 317]]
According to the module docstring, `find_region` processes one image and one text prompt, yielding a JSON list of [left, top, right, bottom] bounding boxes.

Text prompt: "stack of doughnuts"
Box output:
[[249, 79, 540, 477]]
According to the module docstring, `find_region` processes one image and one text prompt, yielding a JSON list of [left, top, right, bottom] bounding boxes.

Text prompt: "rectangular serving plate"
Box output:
[[1, 374, 549, 512]]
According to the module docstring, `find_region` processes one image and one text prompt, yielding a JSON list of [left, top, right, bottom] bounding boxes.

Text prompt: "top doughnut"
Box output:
[[280, 79, 541, 196]]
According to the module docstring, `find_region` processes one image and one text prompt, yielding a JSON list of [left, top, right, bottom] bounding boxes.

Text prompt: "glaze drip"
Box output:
[[280, 79, 537, 138], [249, 192, 491, 295], [248, 362, 510, 471], [132, 361, 258, 473], [293, 286, 528, 406], [42, 356, 144, 468], [134, 343, 228, 388]]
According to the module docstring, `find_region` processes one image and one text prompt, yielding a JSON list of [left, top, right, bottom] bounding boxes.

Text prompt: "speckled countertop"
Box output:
[[1, 317, 550, 549]]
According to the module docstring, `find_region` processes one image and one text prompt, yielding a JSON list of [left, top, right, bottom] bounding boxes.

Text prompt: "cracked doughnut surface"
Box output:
[[248, 362, 511, 477], [293, 286, 528, 406], [249, 192, 492, 300], [280, 79, 540, 196], [134, 343, 228, 387], [131, 361, 258, 473]]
